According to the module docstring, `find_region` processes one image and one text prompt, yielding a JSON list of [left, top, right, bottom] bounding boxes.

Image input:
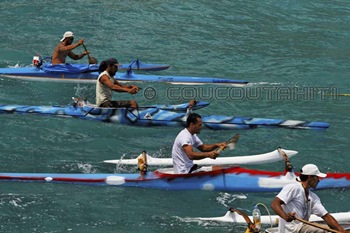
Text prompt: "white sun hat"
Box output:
[[301, 164, 327, 178], [60, 31, 74, 42]]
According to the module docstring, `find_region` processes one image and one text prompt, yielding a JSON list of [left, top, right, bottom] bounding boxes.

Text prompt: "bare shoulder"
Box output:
[[100, 74, 112, 84]]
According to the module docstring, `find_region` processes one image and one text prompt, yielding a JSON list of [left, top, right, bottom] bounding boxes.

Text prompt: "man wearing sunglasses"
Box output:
[[52, 31, 88, 65]]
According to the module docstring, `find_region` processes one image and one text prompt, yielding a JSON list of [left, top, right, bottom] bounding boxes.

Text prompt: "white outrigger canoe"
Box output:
[[103, 148, 298, 166], [191, 210, 350, 225]]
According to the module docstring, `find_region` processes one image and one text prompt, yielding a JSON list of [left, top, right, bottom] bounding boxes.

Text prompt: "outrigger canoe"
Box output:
[[104, 148, 298, 166], [10, 58, 170, 72], [189, 207, 350, 232], [188, 209, 350, 227], [265, 224, 350, 233], [0, 99, 330, 130], [0, 60, 248, 86], [0, 166, 349, 192]]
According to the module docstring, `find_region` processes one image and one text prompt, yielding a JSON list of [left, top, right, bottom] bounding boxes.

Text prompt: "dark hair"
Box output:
[[98, 58, 119, 73], [98, 60, 108, 73], [299, 168, 311, 181], [186, 113, 201, 127], [299, 174, 308, 181]]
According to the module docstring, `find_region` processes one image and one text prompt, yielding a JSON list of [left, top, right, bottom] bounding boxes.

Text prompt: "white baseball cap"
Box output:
[[60, 31, 74, 42], [301, 164, 327, 178]]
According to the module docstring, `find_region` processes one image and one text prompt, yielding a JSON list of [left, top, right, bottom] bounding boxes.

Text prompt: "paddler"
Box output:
[[171, 112, 227, 174], [271, 164, 346, 233], [52, 31, 89, 65], [96, 58, 139, 108]]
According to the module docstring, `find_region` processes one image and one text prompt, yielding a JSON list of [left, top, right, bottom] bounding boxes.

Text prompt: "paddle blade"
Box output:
[[88, 56, 98, 64], [82, 43, 98, 64], [226, 133, 240, 150], [216, 134, 240, 153], [227, 143, 236, 150], [226, 133, 240, 145]]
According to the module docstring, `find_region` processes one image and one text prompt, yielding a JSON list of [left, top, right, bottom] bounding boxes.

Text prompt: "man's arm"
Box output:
[[64, 39, 86, 60], [67, 50, 88, 60], [322, 213, 346, 233], [100, 75, 138, 94], [113, 80, 139, 93], [197, 142, 226, 152], [271, 197, 295, 222], [183, 144, 218, 160]]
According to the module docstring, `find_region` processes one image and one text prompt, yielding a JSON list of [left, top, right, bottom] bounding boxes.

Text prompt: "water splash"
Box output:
[[76, 163, 97, 174], [216, 192, 247, 208]]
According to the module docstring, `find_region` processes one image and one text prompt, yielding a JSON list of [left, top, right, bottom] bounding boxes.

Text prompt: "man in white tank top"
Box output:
[[96, 58, 139, 108]]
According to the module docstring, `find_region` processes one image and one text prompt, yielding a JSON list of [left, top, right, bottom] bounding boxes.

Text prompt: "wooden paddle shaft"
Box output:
[[216, 145, 225, 154], [81, 44, 98, 64], [82, 44, 92, 60], [295, 217, 341, 233]]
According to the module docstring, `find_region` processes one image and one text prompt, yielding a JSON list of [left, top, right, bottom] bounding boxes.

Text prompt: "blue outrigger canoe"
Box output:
[[0, 60, 248, 86], [0, 166, 349, 192], [0, 99, 329, 130]]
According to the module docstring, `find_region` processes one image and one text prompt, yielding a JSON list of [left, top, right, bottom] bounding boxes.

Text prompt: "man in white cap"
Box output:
[[51, 31, 89, 65], [271, 164, 346, 233]]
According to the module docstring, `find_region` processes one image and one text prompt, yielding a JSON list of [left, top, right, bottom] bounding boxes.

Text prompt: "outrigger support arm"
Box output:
[[229, 208, 260, 233], [278, 147, 294, 172]]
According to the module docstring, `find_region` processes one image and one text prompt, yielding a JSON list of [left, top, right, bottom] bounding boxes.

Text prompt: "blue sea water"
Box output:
[[0, 0, 349, 232]]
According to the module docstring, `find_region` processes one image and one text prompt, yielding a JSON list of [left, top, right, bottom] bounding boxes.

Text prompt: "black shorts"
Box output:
[[189, 164, 202, 173], [99, 100, 132, 108]]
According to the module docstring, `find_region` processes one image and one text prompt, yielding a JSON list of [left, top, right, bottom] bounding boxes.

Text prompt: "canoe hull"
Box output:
[[0, 66, 248, 86], [0, 103, 330, 130], [0, 167, 349, 192]]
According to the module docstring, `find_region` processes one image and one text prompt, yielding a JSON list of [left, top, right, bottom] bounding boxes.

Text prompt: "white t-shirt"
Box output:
[[276, 183, 328, 233], [172, 128, 203, 174]]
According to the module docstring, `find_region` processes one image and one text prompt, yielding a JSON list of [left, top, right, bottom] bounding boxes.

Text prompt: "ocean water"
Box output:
[[0, 0, 349, 232]]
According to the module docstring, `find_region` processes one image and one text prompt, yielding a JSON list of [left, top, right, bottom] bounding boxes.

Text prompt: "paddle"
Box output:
[[325, 94, 350, 97], [82, 43, 98, 64], [277, 147, 293, 172], [216, 133, 240, 154], [295, 217, 343, 233]]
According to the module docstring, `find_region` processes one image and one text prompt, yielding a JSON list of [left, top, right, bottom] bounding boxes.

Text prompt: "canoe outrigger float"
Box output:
[[104, 148, 298, 166], [0, 99, 330, 130], [0, 58, 248, 86]]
